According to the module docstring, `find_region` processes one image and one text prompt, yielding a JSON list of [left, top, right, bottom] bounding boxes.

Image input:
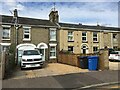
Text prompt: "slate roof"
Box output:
[[1, 15, 120, 31], [59, 23, 120, 31], [1, 15, 58, 27]]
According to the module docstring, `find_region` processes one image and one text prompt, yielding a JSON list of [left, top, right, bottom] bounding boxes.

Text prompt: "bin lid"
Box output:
[[87, 56, 98, 59]]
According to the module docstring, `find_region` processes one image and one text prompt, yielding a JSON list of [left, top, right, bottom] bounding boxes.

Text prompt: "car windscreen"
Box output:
[[23, 50, 40, 55], [110, 52, 118, 54]]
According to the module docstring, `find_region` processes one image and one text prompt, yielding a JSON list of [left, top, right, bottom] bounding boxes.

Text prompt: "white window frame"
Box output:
[[68, 31, 74, 41], [93, 46, 98, 52], [49, 43, 57, 59], [23, 26, 31, 41], [82, 32, 87, 42], [93, 32, 98, 42], [50, 28, 56, 41], [2, 25, 11, 40], [0, 43, 11, 51]]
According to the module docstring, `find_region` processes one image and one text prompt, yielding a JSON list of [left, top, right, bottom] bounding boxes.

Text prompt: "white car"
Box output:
[[20, 49, 44, 69], [109, 51, 120, 61]]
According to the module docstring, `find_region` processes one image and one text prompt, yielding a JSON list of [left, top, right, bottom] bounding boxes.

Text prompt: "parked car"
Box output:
[[96, 48, 115, 56], [109, 51, 120, 61], [20, 49, 44, 69]]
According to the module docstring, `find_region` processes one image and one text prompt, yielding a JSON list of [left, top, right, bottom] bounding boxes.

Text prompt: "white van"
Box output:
[[20, 49, 43, 69]]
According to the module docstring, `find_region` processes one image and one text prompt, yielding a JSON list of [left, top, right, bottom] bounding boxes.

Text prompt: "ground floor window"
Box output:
[[50, 46, 56, 59], [93, 47, 98, 53], [113, 46, 118, 50], [0, 43, 11, 52], [68, 46, 74, 53]]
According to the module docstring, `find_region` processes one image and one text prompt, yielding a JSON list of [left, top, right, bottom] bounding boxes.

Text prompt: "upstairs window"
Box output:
[[50, 28, 56, 41], [2, 26, 11, 40], [93, 32, 98, 42], [68, 31, 74, 41], [82, 32, 87, 42], [113, 34, 117, 39], [23, 26, 31, 41]]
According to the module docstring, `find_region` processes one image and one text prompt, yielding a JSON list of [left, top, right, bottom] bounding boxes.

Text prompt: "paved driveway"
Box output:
[[8, 63, 89, 79]]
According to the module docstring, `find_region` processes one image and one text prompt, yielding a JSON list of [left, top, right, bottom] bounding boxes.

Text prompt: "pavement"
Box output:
[[2, 70, 120, 89]]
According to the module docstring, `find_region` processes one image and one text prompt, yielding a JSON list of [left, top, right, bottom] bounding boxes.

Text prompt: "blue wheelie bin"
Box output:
[[88, 56, 98, 70]]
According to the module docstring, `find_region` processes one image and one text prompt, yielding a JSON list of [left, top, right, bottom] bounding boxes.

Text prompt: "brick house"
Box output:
[[58, 23, 120, 54], [0, 9, 120, 63], [0, 9, 59, 62]]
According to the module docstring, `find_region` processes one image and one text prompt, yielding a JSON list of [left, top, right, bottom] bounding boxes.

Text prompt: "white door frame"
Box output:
[[37, 42, 48, 61]]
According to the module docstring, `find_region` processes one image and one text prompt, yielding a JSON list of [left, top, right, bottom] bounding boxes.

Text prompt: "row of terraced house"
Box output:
[[0, 9, 120, 62]]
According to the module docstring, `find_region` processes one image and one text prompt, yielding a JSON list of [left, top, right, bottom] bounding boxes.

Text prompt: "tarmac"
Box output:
[[2, 70, 120, 89]]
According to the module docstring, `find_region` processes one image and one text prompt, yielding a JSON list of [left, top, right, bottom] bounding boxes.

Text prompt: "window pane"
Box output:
[[23, 28, 30, 40], [93, 38, 97, 41], [93, 47, 98, 52], [82, 32, 86, 36], [50, 30, 56, 41], [68, 46, 73, 52], [50, 46, 56, 57], [68, 36, 73, 41], [82, 37, 86, 41], [24, 35, 29, 38], [2, 28, 10, 39], [68, 31, 73, 35]]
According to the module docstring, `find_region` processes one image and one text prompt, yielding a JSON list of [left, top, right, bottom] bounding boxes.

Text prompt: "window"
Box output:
[[23, 26, 31, 41], [82, 32, 87, 42], [93, 47, 98, 52], [50, 46, 56, 58], [113, 34, 117, 39], [93, 32, 98, 42], [0, 43, 11, 51], [2, 27, 10, 40], [68, 31, 74, 41], [68, 46, 74, 53], [50, 28, 56, 41]]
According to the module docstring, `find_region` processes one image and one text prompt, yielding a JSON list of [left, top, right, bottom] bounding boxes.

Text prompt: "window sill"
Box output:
[[23, 39, 31, 41], [82, 41, 88, 43], [93, 41, 99, 43], [2, 39, 10, 41], [50, 40, 56, 41], [50, 56, 56, 59], [68, 41, 74, 42]]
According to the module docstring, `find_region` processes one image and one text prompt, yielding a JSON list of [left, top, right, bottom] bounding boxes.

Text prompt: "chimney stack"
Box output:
[[49, 8, 59, 23], [14, 9, 18, 17]]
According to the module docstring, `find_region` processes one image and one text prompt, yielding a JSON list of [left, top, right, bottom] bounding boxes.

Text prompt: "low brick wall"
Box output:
[[58, 53, 99, 67], [58, 51, 109, 70]]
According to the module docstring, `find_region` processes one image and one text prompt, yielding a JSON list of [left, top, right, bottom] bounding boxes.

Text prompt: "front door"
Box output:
[[39, 49, 45, 61]]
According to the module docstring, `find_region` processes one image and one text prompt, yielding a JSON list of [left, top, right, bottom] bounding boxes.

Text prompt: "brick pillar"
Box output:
[[99, 49, 109, 70]]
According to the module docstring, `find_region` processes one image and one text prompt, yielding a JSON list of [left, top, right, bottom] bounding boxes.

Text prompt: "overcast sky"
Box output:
[[0, 0, 120, 27]]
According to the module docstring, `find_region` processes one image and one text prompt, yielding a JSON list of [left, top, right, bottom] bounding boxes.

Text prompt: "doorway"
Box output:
[[37, 43, 48, 61]]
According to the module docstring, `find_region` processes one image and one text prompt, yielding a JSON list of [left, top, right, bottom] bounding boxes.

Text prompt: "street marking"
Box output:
[[79, 82, 120, 89]]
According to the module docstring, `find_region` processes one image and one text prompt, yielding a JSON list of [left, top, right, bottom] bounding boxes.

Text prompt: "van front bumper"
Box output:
[[21, 61, 44, 68]]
